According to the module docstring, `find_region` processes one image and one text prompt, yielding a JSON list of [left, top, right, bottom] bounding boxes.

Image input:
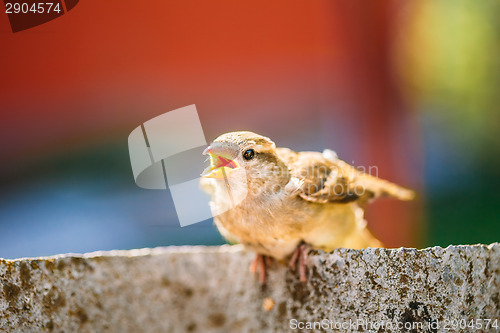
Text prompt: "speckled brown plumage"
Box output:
[[200, 131, 414, 282]]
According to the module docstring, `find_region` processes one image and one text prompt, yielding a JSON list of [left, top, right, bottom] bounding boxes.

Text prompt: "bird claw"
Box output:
[[250, 254, 270, 285], [289, 244, 310, 282], [250, 247, 309, 285]]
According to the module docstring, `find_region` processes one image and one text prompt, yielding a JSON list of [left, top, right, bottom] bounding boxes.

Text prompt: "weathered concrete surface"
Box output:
[[0, 244, 499, 333]]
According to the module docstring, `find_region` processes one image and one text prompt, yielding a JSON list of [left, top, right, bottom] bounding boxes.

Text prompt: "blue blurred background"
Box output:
[[0, 0, 499, 259]]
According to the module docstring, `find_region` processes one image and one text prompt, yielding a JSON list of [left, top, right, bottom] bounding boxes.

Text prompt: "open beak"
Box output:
[[201, 145, 240, 178]]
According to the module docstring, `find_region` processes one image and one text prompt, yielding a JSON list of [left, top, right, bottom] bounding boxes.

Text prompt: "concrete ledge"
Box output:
[[1, 244, 499, 332]]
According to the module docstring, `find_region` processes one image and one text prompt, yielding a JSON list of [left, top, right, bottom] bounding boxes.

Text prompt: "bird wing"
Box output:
[[276, 147, 415, 204]]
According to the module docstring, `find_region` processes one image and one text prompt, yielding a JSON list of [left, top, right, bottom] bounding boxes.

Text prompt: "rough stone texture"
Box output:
[[0, 243, 499, 333]]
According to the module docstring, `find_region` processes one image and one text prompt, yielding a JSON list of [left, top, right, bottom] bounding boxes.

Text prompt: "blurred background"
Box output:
[[0, 0, 499, 259]]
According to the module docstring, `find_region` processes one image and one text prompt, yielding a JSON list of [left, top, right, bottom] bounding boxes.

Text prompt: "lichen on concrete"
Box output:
[[0, 244, 499, 332]]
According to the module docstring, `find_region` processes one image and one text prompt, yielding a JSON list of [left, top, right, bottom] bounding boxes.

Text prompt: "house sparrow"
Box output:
[[200, 131, 414, 283]]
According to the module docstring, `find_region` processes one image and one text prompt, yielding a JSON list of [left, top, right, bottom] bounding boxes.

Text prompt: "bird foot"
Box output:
[[250, 254, 271, 285], [289, 244, 310, 282]]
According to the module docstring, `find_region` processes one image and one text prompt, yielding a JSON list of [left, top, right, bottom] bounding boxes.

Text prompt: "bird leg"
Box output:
[[289, 244, 310, 282], [250, 254, 271, 285]]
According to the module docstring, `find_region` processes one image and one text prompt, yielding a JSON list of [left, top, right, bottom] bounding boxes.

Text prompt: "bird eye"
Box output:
[[242, 149, 255, 160]]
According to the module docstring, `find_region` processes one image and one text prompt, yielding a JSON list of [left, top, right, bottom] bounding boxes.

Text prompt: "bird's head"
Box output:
[[201, 131, 289, 196]]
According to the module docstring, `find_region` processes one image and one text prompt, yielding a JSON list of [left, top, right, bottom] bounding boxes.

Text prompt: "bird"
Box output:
[[200, 131, 414, 284]]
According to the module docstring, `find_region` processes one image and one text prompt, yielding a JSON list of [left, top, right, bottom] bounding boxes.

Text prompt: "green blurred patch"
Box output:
[[399, 0, 500, 246], [426, 182, 500, 247]]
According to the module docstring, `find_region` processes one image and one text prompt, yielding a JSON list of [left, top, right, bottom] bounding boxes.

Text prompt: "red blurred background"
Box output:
[[0, 0, 421, 256]]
